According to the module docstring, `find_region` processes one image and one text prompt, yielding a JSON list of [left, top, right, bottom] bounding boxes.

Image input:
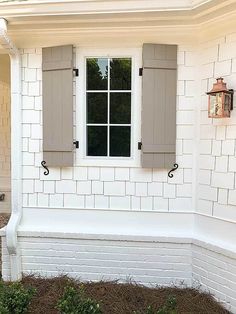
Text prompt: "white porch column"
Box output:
[[0, 18, 22, 281]]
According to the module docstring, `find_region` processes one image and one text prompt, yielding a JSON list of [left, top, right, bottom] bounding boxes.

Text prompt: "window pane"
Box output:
[[110, 126, 131, 157], [110, 58, 131, 90], [110, 93, 131, 124], [87, 126, 107, 156], [87, 93, 107, 124], [87, 58, 108, 90]]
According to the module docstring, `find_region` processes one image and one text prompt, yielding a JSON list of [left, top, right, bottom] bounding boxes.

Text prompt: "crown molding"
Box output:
[[0, 0, 236, 47]]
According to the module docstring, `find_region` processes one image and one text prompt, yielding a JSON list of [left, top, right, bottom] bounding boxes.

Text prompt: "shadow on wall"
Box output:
[[0, 54, 11, 213]]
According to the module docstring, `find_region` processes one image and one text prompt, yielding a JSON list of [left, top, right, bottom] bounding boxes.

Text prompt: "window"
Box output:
[[86, 57, 132, 157], [77, 48, 141, 167]]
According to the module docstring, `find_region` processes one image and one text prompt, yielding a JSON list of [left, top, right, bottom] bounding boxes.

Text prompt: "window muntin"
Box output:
[[86, 57, 132, 157]]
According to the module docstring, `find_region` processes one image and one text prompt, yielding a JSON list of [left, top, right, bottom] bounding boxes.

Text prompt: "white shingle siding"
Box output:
[[19, 48, 194, 210], [198, 34, 236, 220], [18, 37, 236, 221], [20, 46, 194, 212]]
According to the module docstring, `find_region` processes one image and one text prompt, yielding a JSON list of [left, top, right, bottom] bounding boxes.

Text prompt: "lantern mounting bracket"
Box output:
[[229, 89, 234, 110]]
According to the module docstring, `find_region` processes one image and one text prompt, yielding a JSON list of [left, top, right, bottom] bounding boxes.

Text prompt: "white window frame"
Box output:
[[76, 47, 142, 167]]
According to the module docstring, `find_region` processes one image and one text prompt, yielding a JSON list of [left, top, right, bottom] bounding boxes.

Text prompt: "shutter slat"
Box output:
[[43, 45, 73, 167], [143, 60, 177, 69], [142, 144, 175, 153], [42, 60, 73, 71], [141, 44, 177, 169]]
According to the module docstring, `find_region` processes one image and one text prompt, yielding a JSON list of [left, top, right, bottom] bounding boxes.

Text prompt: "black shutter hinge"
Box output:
[[138, 142, 142, 150], [73, 68, 79, 77], [73, 140, 79, 149], [139, 68, 143, 76]]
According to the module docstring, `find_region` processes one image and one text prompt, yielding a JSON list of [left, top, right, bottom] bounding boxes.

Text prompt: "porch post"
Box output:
[[0, 18, 22, 281]]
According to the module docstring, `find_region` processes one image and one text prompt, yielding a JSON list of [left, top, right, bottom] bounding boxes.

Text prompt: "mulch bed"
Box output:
[[0, 214, 10, 229], [21, 275, 230, 314], [0, 214, 10, 273]]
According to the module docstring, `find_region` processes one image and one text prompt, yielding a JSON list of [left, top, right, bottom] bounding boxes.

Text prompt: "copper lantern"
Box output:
[[207, 77, 234, 118]]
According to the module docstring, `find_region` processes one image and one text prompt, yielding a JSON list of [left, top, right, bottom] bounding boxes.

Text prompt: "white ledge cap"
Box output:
[[0, 18, 7, 31]]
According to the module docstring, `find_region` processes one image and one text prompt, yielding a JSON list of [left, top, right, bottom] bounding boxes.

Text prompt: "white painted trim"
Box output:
[[15, 207, 236, 253], [76, 47, 142, 167], [0, 0, 215, 17], [0, 18, 22, 281], [192, 47, 201, 217]]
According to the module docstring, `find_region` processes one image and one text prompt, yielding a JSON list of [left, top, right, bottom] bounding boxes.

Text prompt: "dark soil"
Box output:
[[21, 275, 230, 314]]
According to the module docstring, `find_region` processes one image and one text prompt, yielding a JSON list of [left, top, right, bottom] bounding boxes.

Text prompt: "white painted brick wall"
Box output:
[[20, 47, 194, 212], [2, 235, 192, 286], [192, 243, 236, 313]]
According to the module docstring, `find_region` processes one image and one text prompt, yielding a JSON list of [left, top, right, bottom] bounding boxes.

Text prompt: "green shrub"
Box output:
[[0, 281, 36, 314], [57, 285, 102, 314], [146, 296, 177, 314]]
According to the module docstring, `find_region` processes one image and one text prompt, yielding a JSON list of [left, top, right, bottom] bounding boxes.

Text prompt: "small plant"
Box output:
[[146, 296, 177, 314], [57, 285, 102, 314], [0, 281, 36, 314]]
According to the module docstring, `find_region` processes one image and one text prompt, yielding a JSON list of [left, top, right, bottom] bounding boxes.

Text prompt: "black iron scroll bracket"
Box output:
[[168, 163, 179, 178], [41, 161, 49, 176]]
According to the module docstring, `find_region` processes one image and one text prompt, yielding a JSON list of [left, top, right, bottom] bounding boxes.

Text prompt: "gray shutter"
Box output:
[[42, 45, 73, 167], [141, 43, 177, 168]]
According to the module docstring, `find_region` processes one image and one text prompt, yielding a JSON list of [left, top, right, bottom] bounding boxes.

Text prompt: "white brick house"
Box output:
[[0, 0, 236, 312]]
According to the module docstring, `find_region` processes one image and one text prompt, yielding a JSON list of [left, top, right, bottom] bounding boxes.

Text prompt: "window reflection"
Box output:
[[86, 57, 132, 157], [110, 58, 131, 90], [87, 126, 107, 156], [87, 58, 108, 90], [110, 126, 131, 157], [87, 93, 108, 124], [110, 93, 131, 124]]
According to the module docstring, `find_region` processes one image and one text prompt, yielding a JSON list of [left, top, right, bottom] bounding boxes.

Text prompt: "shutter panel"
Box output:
[[42, 45, 73, 167], [141, 43, 177, 169]]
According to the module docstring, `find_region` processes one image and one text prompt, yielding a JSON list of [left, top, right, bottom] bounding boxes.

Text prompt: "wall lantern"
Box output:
[[207, 77, 234, 118]]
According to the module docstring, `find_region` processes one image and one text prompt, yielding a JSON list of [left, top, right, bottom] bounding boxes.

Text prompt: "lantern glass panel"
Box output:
[[209, 92, 223, 117], [224, 93, 231, 117]]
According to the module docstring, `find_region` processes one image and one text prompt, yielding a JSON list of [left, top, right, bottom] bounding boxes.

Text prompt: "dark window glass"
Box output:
[[87, 58, 108, 90], [87, 126, 107, 156], [87, 93, 108, 124], [110, 126, 131, 157], [110, 93, 131, 124], [110, 58, 131, 90]]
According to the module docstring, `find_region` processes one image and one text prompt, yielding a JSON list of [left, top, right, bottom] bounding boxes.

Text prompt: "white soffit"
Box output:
[[0, 0, 213, 13], [0, 0, 225, 19], [0, 0, 236, 47]]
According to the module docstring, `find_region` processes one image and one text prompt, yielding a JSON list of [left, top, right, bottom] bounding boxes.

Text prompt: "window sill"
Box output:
[[76, 155, 140, 168]]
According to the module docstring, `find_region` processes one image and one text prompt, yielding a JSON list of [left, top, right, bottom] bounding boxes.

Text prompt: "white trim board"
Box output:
[[14, 207, 236, 253]]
